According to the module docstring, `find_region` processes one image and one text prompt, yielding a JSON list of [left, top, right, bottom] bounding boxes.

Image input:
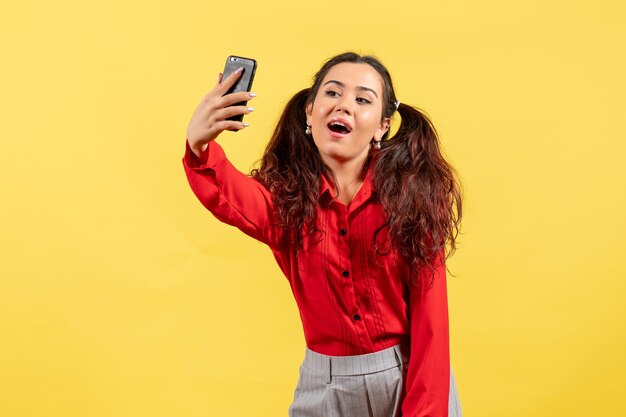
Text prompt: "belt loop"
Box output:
[[326, 357, 332, 384], [393, 345, 406, 373]]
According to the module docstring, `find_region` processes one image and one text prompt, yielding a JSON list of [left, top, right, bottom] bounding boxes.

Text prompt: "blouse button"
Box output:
[[339, 228, 347, 236], [353, 314, 361, 321], [342, 270, 350, 278]]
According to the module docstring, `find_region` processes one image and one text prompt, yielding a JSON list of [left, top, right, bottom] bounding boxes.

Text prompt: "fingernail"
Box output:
[[247, 107, 255, 112], [242, 122, 249, 127], [236, 67, 244, 73], [248, 92, 257, 97]]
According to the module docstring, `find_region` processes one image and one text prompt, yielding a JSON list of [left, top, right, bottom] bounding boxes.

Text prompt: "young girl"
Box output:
[[183, 52, 463, 417]]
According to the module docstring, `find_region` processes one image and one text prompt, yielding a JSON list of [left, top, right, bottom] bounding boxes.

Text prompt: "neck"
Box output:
[[323, 155, 368, 206]]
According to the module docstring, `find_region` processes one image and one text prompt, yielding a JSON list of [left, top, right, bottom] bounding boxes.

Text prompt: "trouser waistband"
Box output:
[[302, 343, 409, 383]]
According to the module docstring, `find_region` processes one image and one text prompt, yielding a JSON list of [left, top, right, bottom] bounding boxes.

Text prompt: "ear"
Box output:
[[305, 103, 312, 125], [375, 117, 391, 140]]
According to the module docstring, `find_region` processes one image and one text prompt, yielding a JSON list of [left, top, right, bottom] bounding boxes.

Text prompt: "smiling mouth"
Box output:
[[327, 121, 352, 135]]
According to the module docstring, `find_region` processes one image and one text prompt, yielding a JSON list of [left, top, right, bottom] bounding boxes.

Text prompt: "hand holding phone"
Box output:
[[186, 56, 257, 157]]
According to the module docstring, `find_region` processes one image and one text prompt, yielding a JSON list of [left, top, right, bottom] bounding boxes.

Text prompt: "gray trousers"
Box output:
[[288, 344, 462, 417]]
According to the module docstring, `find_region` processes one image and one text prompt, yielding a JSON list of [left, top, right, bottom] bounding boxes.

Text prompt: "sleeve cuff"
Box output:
[[183, 139, 225, 170]]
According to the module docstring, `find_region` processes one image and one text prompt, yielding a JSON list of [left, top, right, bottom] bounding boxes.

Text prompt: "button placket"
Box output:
[[339, 224, 350, 279], [337, 210, 351, 282], [337, 205, 361, 328]]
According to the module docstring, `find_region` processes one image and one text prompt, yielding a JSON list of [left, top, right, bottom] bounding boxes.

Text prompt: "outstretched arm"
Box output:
[[182, 69, 279, 248]]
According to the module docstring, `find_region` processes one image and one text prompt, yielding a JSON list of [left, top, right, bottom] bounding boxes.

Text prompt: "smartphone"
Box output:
[[221, 55, 257, 123]]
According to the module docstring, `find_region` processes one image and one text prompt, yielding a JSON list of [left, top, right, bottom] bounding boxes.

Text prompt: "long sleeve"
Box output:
[[402, 249, 450, 417], [182, 138, 280, 248]]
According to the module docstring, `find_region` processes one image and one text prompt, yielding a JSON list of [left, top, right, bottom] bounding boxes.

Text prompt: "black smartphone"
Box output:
[[222, 55, 257, 123]]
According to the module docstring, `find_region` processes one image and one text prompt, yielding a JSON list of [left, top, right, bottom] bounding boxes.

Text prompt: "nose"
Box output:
[[334, 97, 353, 115]]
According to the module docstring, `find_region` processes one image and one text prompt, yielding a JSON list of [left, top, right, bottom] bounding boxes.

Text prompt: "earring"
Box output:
[[305, 125, 311, 135], [372, 139, 381, 150]]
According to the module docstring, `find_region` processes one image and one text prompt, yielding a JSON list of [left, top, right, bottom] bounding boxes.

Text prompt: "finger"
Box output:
[[215, 72, 223, 86], [219, 90, 256, 107], [214, 120, 248, 132], [216, 67, 244, 93], [215, 105, 254, 120]]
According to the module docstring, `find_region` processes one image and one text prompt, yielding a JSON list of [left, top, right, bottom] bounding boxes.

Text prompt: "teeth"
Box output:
[[329, 121, 350, 130]]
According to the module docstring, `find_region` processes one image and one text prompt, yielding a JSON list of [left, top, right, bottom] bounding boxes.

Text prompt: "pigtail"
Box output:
[[375, 103, 463, 287], [251, 88, 327, 247]]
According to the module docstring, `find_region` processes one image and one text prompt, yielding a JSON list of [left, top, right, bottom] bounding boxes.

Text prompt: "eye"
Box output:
[[325, 90, 339, 97], [356, 97, 372, 104]]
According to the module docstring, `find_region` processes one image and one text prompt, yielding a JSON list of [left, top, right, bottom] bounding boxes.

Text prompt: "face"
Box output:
[[306, 62, 390, 167]]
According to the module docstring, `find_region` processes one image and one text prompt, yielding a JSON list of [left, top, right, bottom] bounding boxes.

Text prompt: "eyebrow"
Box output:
[[322, 80, 379, 98]]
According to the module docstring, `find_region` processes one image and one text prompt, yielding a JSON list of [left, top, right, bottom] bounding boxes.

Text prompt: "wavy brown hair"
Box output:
[[251, 52, 462, 287]]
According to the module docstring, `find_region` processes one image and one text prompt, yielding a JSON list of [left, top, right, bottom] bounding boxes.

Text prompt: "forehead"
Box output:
[[321, 62, 384, 94]]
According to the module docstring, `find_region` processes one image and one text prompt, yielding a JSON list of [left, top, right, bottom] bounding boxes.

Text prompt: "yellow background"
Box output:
[[1, 1, 625, 416]]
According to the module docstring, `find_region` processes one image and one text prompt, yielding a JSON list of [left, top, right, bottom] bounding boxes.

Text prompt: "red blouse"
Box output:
[[182, 139, 451, 417]]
